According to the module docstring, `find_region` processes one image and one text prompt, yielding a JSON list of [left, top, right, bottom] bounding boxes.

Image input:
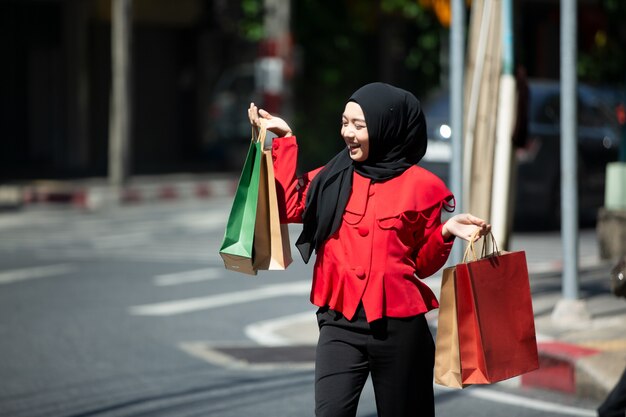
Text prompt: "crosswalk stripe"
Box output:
[[129, 281, 310, 316], [153, 267, 222, 286], [0, 264, 74, 285]]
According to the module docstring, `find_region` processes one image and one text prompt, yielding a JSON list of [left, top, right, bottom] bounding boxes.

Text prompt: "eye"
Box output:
[[355, 124, 366, 130]]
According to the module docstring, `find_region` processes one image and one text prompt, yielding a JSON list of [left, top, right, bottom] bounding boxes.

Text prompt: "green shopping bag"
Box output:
[[219, 129, 264, 275]]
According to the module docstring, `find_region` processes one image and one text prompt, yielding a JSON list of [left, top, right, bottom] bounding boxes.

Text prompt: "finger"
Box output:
[[248, 103, 256, 125], [258, 109, 272, 119], [248, 103, 257, 125], [466, 213, 486, 226]]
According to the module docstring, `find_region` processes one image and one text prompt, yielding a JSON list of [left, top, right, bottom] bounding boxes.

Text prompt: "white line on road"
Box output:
[[172, 211, 230, 231], [0, 264, 74, 285], [129, 281, 311, 316], [445, 386, 596, 416], [153, 267, 222, 286], [91, 232, 151, 249], [245, 311, 316, 346]]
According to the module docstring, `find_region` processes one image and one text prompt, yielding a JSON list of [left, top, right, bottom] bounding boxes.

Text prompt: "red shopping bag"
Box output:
[[455, 232, 539, 385]]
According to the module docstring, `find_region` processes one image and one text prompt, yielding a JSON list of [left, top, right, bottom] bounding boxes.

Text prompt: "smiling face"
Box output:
[[341, 101, 370, 162]]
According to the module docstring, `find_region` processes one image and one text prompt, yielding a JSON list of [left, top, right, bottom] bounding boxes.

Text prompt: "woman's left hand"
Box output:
[[442, 213, 491, 242]]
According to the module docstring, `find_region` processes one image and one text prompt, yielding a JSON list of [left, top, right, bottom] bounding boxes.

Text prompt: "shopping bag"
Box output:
[[219, 128, 264, 275], [434, 266, 464, 388], [252, 146, 293, 270], [456, 231, 539, 384]]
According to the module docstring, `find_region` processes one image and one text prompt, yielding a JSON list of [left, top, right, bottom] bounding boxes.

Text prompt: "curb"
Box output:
[[521, 341, 626, 401], [521, 342, 600, 395], [4, 176, 239, 210]]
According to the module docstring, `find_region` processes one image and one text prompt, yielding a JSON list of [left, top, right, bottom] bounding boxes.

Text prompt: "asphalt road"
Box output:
[[0, 199, 602, 416]]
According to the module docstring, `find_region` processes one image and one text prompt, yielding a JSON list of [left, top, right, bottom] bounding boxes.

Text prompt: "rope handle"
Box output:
[[462, 229, 499, 263], [251, 120, 268, 145]]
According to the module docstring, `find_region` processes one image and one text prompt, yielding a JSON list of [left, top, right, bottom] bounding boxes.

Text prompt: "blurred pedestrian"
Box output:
[[512, 65, 529, 149], [248, 82, 490, 417], [597, 256, 626, 417], [598, 368, 626, 417]]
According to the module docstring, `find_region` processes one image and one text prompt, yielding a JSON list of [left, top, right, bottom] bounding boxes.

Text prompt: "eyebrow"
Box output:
[[342, 114, 366, 123]]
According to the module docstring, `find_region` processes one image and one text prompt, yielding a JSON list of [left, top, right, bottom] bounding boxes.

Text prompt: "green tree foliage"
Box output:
[[578, 0, 626, 85], [240, 0, 264, 41]]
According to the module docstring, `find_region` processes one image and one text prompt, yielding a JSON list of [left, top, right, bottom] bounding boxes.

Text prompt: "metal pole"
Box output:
[[561, 0, 579, 300], [109, 0, 132, 189], [463, 0, 494, 206], [491, 0, 515, 250], [450, 0, 465, 263], [500, 0, 513, 76]]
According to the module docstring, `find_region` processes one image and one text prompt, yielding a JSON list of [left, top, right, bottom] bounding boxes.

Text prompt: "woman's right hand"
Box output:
[[248, 103, 293, 137]]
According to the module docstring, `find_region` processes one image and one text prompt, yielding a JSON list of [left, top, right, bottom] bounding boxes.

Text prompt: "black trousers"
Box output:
[[315, 305, 435, 417], [598, 366, 626, 417]]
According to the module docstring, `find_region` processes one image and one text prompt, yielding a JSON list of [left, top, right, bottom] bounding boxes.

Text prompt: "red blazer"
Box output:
[[272, 136, 455, 322]]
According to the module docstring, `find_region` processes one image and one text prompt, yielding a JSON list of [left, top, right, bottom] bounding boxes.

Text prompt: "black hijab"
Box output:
[[295, 82, 428, 263]]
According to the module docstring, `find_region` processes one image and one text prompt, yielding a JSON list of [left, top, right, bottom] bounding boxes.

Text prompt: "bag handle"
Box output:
[[252, 121, 268, 145], [462, 229, 499, 263], [462, 230, 479, 263]]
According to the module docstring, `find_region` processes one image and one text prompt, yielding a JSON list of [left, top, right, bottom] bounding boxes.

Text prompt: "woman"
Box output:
[[248, 82, 490, 417]]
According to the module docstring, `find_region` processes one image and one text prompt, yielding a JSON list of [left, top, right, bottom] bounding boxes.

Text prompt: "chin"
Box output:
[[350, 155, 367, 162]]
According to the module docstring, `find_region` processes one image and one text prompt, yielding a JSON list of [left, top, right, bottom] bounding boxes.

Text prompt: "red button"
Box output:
[[354, 266, 366, 279], [358, 226, 369, 237]]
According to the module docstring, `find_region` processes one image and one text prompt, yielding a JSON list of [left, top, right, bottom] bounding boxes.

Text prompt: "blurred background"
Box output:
[[1, 2, 626, 416], [1, 2, 624, 172], [1, 0, 625, 230]]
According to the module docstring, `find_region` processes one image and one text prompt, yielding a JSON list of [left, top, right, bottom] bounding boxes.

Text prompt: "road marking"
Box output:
[[172, 211, 230, 231], [245, 311, 316, 346], [0, 264, 74, 285], [91, 232, 151, 249], [129, 281, 310, 316], [443, 386, 596, 416], [179, 341, 316, 371], [153, 267, 222, 286]]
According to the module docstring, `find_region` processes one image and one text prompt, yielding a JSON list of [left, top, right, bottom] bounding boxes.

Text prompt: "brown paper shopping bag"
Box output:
[[434, 266, 464, 388], [264, 148, 293, 269], [252, 141, 292, 270]]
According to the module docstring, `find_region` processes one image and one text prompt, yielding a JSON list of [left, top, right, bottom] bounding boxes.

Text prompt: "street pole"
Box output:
[[561, 0, 579, 300], [552, 0, 590, 327], [449, 0, 466, 263], [109, 0, 132, 190], [463, 0, 500, 222], [490, 0, 515, 250]]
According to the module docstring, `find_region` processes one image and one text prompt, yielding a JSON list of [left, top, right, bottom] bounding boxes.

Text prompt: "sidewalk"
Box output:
[[0, 173, 239, 210], [4, 174, 626, 402]]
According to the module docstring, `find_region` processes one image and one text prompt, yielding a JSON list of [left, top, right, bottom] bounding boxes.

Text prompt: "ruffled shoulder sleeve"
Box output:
[[375, 165, 455, 219]]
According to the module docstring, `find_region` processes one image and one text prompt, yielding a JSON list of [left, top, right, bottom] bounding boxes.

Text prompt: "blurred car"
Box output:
[[421, 79, 621, 228]]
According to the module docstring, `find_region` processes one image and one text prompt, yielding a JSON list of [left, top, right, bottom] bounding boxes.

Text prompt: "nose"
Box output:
[[344, 126, 356, 138]]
